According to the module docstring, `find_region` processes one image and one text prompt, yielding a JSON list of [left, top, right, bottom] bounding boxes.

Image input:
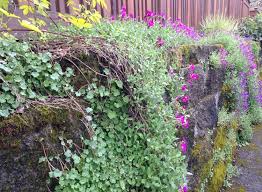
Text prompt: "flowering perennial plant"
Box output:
[[239, 72, 249, 112], [172, 19, 200, 40], [180, 138, 188, 154], [219, 48, 229, 67], [239, 41, 257, 75], [256, 80, 262, 107]]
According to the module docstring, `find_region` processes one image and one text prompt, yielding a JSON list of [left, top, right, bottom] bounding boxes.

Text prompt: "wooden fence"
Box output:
[[11, 0, 251, 28]]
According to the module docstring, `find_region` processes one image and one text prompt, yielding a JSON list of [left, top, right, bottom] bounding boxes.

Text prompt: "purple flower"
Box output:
[[176, 114, 189, 129], [239, 41, 257, 74], [156, 37, 165, 47], [172, 20, 200, 39], [188, 64, 195, 71], [190, 73, 199, 80], [121, 6, 127, 19], [239, 72, 249, 112], [179, 185, 188, 192], [181, 95, 189, 103], [181, 84, 188, 91], [146, 10, 154, 17], [256, 80, 262, 107], [147, 19, 155, 27], [180, 138, 187, 154]]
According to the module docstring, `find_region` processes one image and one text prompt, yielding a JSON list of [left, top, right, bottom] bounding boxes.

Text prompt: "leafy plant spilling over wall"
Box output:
[[0, 9, 262, 192], [239, 13, 262, 41]]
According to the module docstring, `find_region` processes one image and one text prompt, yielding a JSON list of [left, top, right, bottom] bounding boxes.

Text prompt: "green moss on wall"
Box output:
[[0, 105, 83, 150], [192, 143, 202, 158], [221, 84, 237, 112], [214, 126, 227, 150], [199, 159, 214, 183], [207, 161, 227, 192], [35, 106, 69, 125]]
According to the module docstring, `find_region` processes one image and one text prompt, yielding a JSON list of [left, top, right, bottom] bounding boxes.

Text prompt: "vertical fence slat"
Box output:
[[10, 0, 251, 29], [128, 0, 135, 17]]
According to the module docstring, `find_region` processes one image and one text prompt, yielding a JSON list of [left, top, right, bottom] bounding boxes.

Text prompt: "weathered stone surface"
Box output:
[[190, 94, 219, 138], [0, 105, 86, 192], [176, 45, 231, 191]]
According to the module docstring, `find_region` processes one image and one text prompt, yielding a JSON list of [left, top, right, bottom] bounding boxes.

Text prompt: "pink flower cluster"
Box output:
[[181, 84, 188, 91], [144, 10, 199, 39], [144, 10, 156, 27], [188, 64, 199, 84], [172, 19, 200, 39], [120, 6, 135, 20], [238, 39, 261, 108], [176, 114, 189, 129], [120, 6, 127, 19], [179, 185, 188, 192], [180, 138, 187, 154]]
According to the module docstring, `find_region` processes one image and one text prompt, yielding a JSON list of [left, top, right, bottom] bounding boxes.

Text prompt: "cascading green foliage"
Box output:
[[0, 21, 191, 191], [200, 32, 261, 144], [55, 80, 186, 191], [0, 35, 74, 117], [51, 21, 192, 191]]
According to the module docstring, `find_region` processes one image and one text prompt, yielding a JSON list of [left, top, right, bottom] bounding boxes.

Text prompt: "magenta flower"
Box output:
[[189, 64, 195, 71], [181, 84, 188, 91], [147, 19, 155, 27], [176, 114, 189, 129], [182, 118, 189, 129], [179, 185, 188, 192], [146, 10, 154, 17], [121, 6, 127, 19], [190, 73, 199, 80], [181, 95, 189, 103], [180, 138, 187, 154], [156, 37, 165, 47]]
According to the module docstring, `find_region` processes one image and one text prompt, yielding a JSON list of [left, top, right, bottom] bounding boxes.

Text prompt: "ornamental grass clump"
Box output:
[[201, 14, 239, 34]]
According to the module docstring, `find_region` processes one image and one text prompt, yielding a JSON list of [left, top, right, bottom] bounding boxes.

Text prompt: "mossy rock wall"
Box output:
[[0, 44, 243, 192], [0, 104, 86, 192], [173, 45, 240, 191]]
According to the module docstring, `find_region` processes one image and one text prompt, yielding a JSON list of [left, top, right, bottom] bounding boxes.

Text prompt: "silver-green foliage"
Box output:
[[0, 36, 73, 117], [47, 21, 191, 191]]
